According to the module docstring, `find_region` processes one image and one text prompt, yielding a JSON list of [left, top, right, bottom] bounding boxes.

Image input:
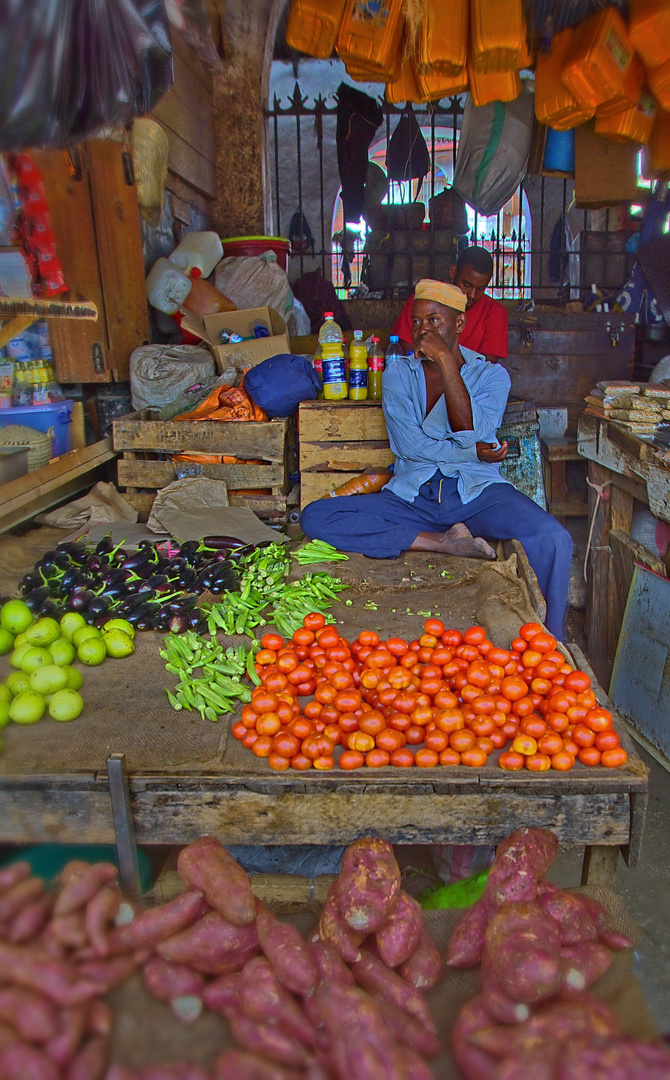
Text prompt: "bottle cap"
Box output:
[[390, 335, 399, 342], [371, 336, 380, 343], [324, 311, 333, 318], [353, 329, 363, 338]]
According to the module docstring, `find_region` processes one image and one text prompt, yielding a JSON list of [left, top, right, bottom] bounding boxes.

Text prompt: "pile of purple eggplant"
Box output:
[[18, 535, 254, 634]]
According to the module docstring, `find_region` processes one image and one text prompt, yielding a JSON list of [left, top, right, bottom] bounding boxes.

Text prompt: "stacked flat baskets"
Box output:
[[0, 424, 53, 471]]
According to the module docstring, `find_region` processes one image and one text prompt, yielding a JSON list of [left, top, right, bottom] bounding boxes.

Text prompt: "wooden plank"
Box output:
[[541, 438, 580, 462], [150, 868, 336, 906], [158, 125, 217, 199], [503, 353, 634, 428], [86, 140, 150, 383], [609, 486, 634, 532], [300, 472, 360, 507], [585, 461, 612, 676], [609, 528, 666, 659], [300, 440, 394, 472], [622, 790, 648, 868], [548, 500, 589, 518], [171, 26, 213, 97], [299, 401, 388, 442], [164, 175, 214, 220], [117, 458, 286, 492], [70, 402, 86, 452], [581, 845, 619, 887], [153, 86, 215, 163], [0, 298, 98, 320], [112, 416, 287, 460]]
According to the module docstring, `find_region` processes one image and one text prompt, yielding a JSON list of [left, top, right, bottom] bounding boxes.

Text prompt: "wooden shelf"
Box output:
[[0, 295, 98, 351]]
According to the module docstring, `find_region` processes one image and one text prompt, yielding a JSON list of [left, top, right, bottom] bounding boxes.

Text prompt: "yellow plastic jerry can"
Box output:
[[467, 63, 520, 108], [285, 0, 348, 59], [336, 0, 405, 81], [418, 0, 468, 77], [535, 29, 595, 130], [561, 6, 634, 110], [595, 89, 656, 144], [629, 0, 670, 70], [470, 0, 525, 73]]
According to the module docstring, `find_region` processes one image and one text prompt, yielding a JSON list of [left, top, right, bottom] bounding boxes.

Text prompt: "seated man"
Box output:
[[301, 279, 572, 639], [393, 245, 508, 364]]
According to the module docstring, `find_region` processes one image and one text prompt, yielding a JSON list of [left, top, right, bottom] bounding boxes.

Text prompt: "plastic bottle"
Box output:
[[313, 344, 325, 399], [385, 334, 403, 364], [321, 342, 348, 401], [330, 468, 393, 496], [169, 231, 224, 278], [348, 330, 368, 401], [181, 270, 236, 316], [368, 336, 385, 402], [318, 312, 344, 345]]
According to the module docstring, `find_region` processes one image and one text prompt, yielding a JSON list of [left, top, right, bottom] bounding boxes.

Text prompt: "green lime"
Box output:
[[0, 684, 11, 704], [1, 600, 35, 635], [20, 647, 53, 674], [103, 618, 135, 640], [29, 664, 69, 696], [9, 642, 33, 669], [60, 612, 87, 642], [24, 617, 61, 648], [0, 701, 9, 729], [48, 689, 84, 722], [13, 632, 27, 649], [0, 628, 14, 656], [73, 626, 101, 649], [62, 666, 83, 691], [9, 691, 46, 725], [77, 638, 106, 667], [103, 629, 135, 659], [49, 639, 76, 667], [6, 672, 30, 696]]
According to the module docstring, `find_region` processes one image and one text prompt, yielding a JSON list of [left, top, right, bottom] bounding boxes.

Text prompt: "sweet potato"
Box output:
[[308, 939, 355, 988], [202, 973, 239, 1018], [485, 903, 561, 957], [256, 909, 318, 995], [579, 895, 633, 950], [0, 878, 45, 923], [556, 1035, 670, 1080], [489, 829, 558, 902], [156, 910, 259, 975], [8, 894, 54, 944], [374, 890, 423, 969], [0, 1020, 18, 1052], [536, 885, 598, 946], [237, 957, 315, 1049], [66, 1034, 108, 1080], [54, 864, 118, 917], [177, 837, 255, 927], [377, 999, 441, 1058], [142, 956, 205, 1006], [0, 862, 31, 894], [0, 943, 98, 1007], [213, 1048, 305, 1079], [229, 1008, 313, 1069], [45, 1008, 87, 1067], [395, 1047, 435, 1080], [111, 891, 206, 952], [480, 977, 530, 1026], [352, 948, 436, 1032], [493, 1046, 560, 1080], [446, 893, 497, 968], [472, 996, 620, 1059], [559, 941, 612, 993], [138, 1067, 211, 1080], [315, 886, 364, 963], [52, 914, 89, 950], [76, 956, 139, 994], [451, 997, 498, 1080], [336, 838, 401, 934], [0, 987, 59, 1043], [492, 936, 562, 1005], [315, 982, 401, 1080], [0, 1042, 61, 1079], [85, 887, 121, 958], [398, 924, 443, 990], [86, 1000, 113, 1037]]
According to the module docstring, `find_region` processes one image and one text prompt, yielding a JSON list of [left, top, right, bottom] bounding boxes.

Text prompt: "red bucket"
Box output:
[[220, 235, 292, 272]]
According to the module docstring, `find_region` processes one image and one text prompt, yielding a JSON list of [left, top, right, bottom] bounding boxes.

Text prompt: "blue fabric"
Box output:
[[382, 346, 512, 505], [244, 354, 321, 418], [301, 473, 573, 639]]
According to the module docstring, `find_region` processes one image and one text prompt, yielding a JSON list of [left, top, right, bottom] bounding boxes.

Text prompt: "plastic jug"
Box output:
[[467, 63, 520, 108], [647, 57, 670, 110], [385, 52, 424, 104], [470, 0, 525, 74], [417, 66, 468, 102], [643, 109, 670, 175], [285, 0, 348, 59], [534, 28, 595, 130], [595, 89, 656, 145], [561, 6, 634, 110], [629, 0, 670, 71], [348, 330, 368, 401], [181, 274, 236, 316], [145, 258, 192, 315], [336, 0, 404, 79], [595, 53, 644, 119], [169, 232, 223, 278], [418, 0, 467, 78]]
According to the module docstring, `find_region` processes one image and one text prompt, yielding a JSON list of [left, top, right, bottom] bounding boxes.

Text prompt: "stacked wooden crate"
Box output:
[[298, 401, 393, 508], [113, 411, 294, 526]]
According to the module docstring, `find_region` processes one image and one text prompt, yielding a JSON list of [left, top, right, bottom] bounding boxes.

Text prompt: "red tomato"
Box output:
[[584, 707, 613, 733], [261, 632, 284, 651], [424, 618, 446, 637], [358, 629, 380, 648], [292, 628, 315, 647], [387, 637, 409, 657], [290, 753, 313, 770], [564, 670, 591, 694], [578, 746, 602, 767], [424, 729, 449, 753], [525, 752, 551, 772], [529, 632, 557, 654], [500, 676, 528, 701], [439, 748, 461, 766], [441, 629, 463, 648], [268, 753, 290, 771], [595, 730, 620, 752], [405, 725, 425, 745], [499, 750, 525, 771], [339, 750, 364, 770], [572, 724, 596, 748], [519, 622, 543, 642], [550, 750, 575, 772], [316, 626, 340, 649], [450, 728, 477, 753], [390, 747, 415, 767], [601, 747, 628, 767], [461, 746, 488, 768]]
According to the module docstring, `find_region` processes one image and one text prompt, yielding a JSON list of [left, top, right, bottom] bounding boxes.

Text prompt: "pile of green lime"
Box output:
[[0, 601, 136, 745]]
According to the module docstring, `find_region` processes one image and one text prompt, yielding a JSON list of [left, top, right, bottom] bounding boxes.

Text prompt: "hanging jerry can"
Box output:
[[645, 108, 670, 174], [336, 0, 405, 80], [285, 0, 348, 59], [629, 0, 670, 70], [595, 88, 656, 143], [535, 29, 595, 130], [418, 0, 468, 77], [647, 57, 670, 110], [519, 33, 536, 69], [596, 53, 645, 120], [417, 66, 469, 102], [385, 50, 424, 103], [561, 6, 633, 110], [470, 0, 524, 74], [466, 62, 520, 108]]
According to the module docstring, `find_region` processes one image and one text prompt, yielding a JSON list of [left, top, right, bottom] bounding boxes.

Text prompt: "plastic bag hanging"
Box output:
[[0, 0, 173, 150], [386, 107, 431, 202]]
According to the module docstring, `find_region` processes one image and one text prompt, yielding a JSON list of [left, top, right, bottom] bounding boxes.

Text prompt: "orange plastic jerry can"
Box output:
[[466, 63, 520, 108], [596, 53, 645, 119], [629, 0, 670, 70], [561, 6, 634, 109], [644, 109, 670, 175], [535, 29, 595, 130], [470, 0, 525, 73], [595, 88, 656, 144], [417, 66, 469, 102], [385, 50, 424, 104], [285, 0, 348, 59], [647, 57, 670, 110], [336, 0, 405, 80], [418, 0, 468, 77]]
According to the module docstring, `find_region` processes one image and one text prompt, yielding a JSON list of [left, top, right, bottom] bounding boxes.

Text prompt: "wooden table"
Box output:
[[578, 411, 670, 687]]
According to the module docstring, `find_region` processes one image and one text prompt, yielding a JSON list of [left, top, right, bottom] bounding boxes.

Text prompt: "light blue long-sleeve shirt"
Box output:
[[381, 345, 511, 504]]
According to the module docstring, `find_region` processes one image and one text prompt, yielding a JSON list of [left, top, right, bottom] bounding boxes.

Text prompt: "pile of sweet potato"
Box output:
[[0, 836, 444, 1079], [448, 826, 670, 1080]]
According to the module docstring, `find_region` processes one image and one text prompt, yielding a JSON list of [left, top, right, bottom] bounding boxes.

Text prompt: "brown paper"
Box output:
[[34, 481, 138, 531], [147, 478, 282, 543]]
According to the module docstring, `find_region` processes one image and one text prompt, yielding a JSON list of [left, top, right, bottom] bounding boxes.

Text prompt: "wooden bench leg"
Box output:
[[581, 844, 619, 887], [551, 459, 567, 526]]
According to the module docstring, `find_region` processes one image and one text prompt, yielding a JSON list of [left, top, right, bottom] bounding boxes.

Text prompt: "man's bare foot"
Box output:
[[410, 523, 497, 560]]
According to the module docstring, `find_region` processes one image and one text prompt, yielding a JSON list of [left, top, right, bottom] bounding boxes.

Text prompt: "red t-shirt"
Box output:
[[392, 291, 509, 358]]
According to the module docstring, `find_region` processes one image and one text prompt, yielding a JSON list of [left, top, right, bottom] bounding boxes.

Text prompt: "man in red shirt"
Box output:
[[392, 245, 508, 363]]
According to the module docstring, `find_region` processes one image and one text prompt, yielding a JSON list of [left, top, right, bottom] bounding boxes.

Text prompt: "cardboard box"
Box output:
[[574, 122, 639, 208], [180, 306, 290, 372]]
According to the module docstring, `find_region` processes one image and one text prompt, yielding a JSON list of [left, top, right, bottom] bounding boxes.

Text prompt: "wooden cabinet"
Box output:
[[32, 141, 150, 385]]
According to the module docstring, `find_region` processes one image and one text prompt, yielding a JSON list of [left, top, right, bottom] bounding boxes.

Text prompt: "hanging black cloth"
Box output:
[[336, 82, 383, 225], [386, 107, 431, 201]]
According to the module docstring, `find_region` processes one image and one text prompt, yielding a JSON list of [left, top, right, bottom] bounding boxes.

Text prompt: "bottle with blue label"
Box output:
[[348, 330, 368, 401], [321, 343, 347, 400]]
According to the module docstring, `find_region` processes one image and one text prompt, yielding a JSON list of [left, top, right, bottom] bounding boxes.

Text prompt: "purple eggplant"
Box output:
[[24, 586, 52, 611], [57, 541, 87, 559], [167, 612, 189, 634], [87, 596, 111, 618], [202, 535, 244, 549], [69, 588, 95, 612]]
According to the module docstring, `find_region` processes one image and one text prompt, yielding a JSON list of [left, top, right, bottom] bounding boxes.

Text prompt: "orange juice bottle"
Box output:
[[629, 0, 670, 70], [561, 6, 634, 109], [535, 28, 595, 129], [336, 0, 404, 79], [418, 0, 468, 77], [466, 63, 520, 107], [470, 0, 524, 73], [285, 0, 348, 59]]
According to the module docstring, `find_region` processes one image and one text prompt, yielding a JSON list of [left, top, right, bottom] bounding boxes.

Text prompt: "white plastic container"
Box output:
[[169, 232, 224, 278], [145, 258, 192, 315]]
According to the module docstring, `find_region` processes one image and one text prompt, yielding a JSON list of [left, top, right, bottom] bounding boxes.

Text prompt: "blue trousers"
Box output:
[[300, 473, 573, 639]]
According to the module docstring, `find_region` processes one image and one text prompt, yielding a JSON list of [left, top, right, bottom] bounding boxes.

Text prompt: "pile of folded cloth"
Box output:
[[584, 380, 670, 435]]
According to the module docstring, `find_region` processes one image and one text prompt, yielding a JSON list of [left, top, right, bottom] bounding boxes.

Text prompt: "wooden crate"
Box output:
[[113, 411, 293, 524], [299, 400, 394, 509]]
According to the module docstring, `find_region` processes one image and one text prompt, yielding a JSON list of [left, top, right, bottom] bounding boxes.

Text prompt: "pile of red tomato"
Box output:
[[231, 614, 628, 773]]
